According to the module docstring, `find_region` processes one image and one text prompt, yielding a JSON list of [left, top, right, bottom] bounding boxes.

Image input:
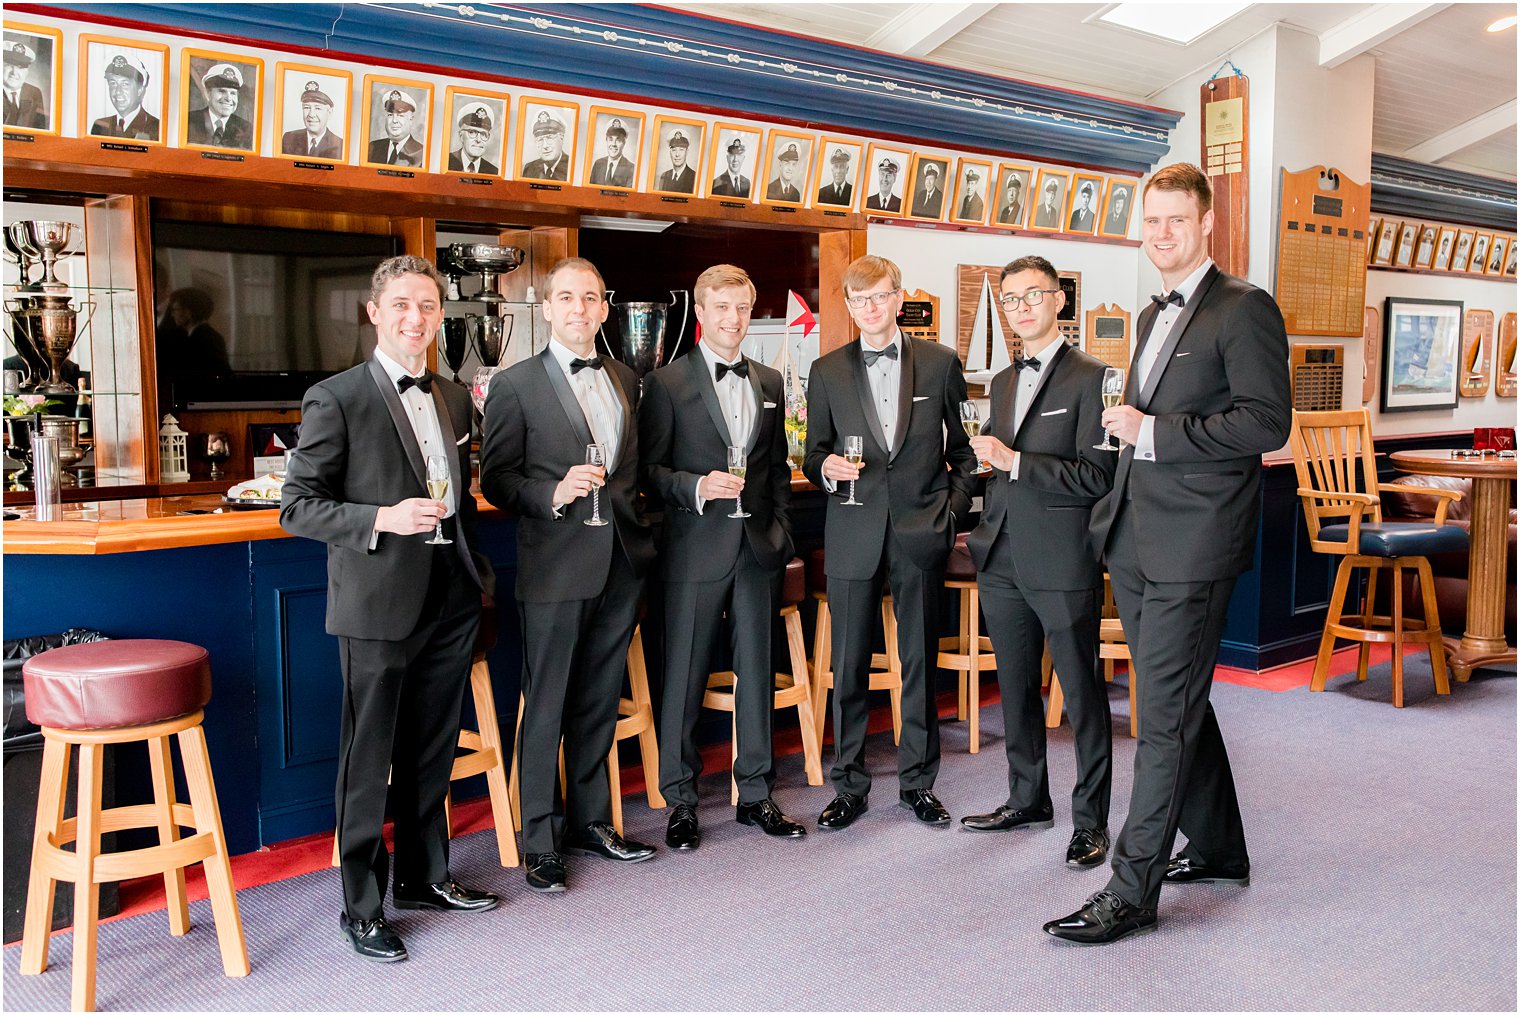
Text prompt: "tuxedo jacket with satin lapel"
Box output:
[[280, 358, 491, 640], [639, 348, 794, 582], [479, 347, 655, 602], [966, 342, 1114, 591], [802, 336, 977, 580], [1088, 265, 1290, 582]]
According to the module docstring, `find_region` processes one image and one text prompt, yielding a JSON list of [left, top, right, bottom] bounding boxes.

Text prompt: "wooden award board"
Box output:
[[1497, 312, 1517, 398], [1361, 305, 1380, 404], [1084, 303, 1131, 370], [899, 288, 940, 345], [1202, 74, 1248, 278], [1460, 309, 1494, 398], [957, 264, 1013, 362], [1274, 166, 1371, 337]]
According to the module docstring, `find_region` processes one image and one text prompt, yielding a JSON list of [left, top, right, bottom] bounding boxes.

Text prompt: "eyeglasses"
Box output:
[[998, 289, 1059, 309], [844, 290, 900, 310]]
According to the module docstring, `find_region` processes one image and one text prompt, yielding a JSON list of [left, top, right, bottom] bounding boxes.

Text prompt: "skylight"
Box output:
[[1095, 3, 1253, 46]]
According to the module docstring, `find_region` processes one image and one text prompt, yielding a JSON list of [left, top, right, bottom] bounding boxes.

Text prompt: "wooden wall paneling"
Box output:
[[1274, 165, 1371, 338], [82, 193, 151, 485], [817, 229, 867, 355]]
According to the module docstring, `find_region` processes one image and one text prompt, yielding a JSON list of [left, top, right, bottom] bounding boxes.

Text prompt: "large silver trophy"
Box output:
[[7, 293, 94, 394], [10, 221, 77, 292], [447, 243, 524, 302], [602, 289, 691, 382]]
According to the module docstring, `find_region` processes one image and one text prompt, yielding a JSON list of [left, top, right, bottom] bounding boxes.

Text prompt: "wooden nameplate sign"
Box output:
[[899, 288, 940, 346], [1460, 309, 1494, 398], [1274, 165, 1370, 338], [1361, 305, 1380, 404], [1202, 73, 1248, 278], [1084, 303, 1131, 370], [1497, 312, 1517, 398]]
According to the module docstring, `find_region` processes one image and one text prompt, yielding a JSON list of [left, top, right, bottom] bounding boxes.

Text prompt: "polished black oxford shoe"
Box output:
[[1043, 890, 1157, 945], [736, 798, 806, 837], [816, 792, 868, 830], [1065, 828, 1110, 868], [898, 788, 951, 825], [394, 879, 499, 913], [1163, 853, 1250, 885], [959, 803, 1054, 832], [524, 852, 567, 893], [339, 913, 408, 962], [666, 804, 701, 850], [563, 821, 657, 863]]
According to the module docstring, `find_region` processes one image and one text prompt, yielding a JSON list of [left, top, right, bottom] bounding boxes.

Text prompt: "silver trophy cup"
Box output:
[[12, 221, 76, 292], [448, 243, 524, 302], [603, 289, 691, 382], [466, 313, 513, 368]]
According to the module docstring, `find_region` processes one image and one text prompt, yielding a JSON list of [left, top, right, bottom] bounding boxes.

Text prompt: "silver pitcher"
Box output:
[[602, 289, 690, 382]]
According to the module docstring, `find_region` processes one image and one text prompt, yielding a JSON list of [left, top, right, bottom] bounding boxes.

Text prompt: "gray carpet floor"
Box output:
[[4, 659, 1515, 1012]]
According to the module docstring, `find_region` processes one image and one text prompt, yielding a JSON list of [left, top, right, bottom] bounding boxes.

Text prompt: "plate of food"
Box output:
[[223, 474, 285, 509]]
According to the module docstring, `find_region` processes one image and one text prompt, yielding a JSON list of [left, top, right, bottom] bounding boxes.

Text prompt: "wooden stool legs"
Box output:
[[937, 581, 997, 753], [809, 592, 903, 754]]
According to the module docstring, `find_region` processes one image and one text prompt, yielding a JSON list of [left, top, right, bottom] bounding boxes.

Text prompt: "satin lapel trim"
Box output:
[[368, 358, 426, 489], [850, 344, 890, 457], [538, 348, 595, 450], [689, 350, 733, 445], [1127, 303, 1158, 404], [604, 362, 635, 474], [994, 369, 1018, 447], [744, 365, 765, 455], [888, 337, 915, 464], [1137, 266, 1219, 411], [1012, 340, 1070, 442]]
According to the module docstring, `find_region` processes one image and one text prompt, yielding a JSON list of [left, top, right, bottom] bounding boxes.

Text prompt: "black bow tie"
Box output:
[[1012, 355, 1042, 373], [863, 344, 899, 366], [1151, 290, 1185, 308], [570, 356, 603, 374], [715, 359, 749, 381], [397, 372, 432, 394]]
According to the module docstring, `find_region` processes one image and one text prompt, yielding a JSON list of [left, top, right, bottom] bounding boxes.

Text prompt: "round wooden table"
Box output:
[[1390, 450, 1516, 680]]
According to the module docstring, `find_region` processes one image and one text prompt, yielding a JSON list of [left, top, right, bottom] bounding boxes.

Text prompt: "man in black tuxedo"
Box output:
[[480, 257, 658, 893], [816, 147, 853, 207], [281, 256, 499, 963], [640, 264, 806, 849], [710, 134, 751, 198], [3, 41, 48, 129], [447, 102, 499, 176], [279, 80, 343, 159], [656, 130, 697, 193], [89, 53, 160, 141], [960, 255, 1115, 869], [588, 117, 635, 188], [1045, 163, 1290, 944], [802, 255, 977, 830]]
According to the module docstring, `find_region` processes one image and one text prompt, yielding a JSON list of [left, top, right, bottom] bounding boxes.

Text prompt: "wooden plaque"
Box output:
[[1202, 74, 1248, 278], [899, 288, 940, 346], [1361, 305, 1380, 404], [1460, 309, 1494, 398], [1497, 312, 1517, 398], [957, 264, 1011, 363], [1274, 165, 1371, 337], [1291, 343, 1345, 411], [1084, 303, 1131, 370]]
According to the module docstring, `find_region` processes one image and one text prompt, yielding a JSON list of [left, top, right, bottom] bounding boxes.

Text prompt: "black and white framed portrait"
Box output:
[[360, 74, 431, 170], [181, 49, 261, 153], [906, 153, 950, 221], [583, 105, 644, 191], [1029, 167, 1070, 232], [1099, 179, 1136, 238], [442, 85, 508, 178], [3, 22, 61, 135], [516, 97, 578, 182], [648, 114, 705, 195], [1469, 232, 1492, 275], [1066, 174, 1104, 234], [810, 136, 862, 210], [863, 144, 910, 216], [80, 34, 169, 145], [705, 122, 762, 200], [761, 129, 813, 207], [950, 157, 993, 225], [275, 62, 351, 163], [993, 164, 1033, 227], [1450, 229, 1474, 273]]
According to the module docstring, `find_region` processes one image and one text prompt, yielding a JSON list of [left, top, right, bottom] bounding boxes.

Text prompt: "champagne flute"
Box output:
[[960, 400, 991, 475], [1095, 367, 1126, 451], [726, 445, 751, 519], [842, 435, 863, 506], [424, 455, 453, 545], [585, 443, 609, 527]]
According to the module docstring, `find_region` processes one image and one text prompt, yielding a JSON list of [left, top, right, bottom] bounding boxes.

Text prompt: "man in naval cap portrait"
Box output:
[[957, 166, 986, 221], [765, 141, 803, 203], [865, 157, 902, 213], [910, 160, 946, 219], [656, 127, 697, 193], [1068, 180, 1098, 233], [521, 108, 570, 180], [89, 50, 160, 141], [280, 78, 344, 159], [816, 147, 855, 207], [1033, 176, 1065, 229], [448, 101, 499, 175], [588, 114, 636, 188], [3, 39, 48, 130], [710, 133, 752, 198], [186, 61, 254, 150], [367, 87, 425, 167]]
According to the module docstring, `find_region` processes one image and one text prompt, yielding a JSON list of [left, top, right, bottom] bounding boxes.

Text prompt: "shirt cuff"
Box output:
[[551, 501, 565, 519], [822, 475, 838, 494], [367, 529, 380, 551], [1008, 451, 1021, 481], [1134, 415, 1158, 462], [694, 476, 707, 515]]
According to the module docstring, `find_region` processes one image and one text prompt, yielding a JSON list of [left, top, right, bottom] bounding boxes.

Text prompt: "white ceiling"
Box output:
[[668, 2, 1518, 180]]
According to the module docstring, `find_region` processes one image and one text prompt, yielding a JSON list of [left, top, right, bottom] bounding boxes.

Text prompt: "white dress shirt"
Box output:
[[1006, 336, 1065, 481], [373, 347, 454, 518], [693, 344, 757, 514], [1132, 258, 1213, 463], [547, 337, 622, 466], [865, 331, 903, 453]]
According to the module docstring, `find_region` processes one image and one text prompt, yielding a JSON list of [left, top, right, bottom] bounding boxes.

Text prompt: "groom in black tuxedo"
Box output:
[[960, 255, 1115, 868], [802, 254, 977, 830], [1045, 163, 1290, 944], [480, 257, 658, 895], [639, 264, 806, 849], [281, 256, 499, 963]]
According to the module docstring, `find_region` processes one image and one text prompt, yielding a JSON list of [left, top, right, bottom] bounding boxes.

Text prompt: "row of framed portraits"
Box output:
[[1368, 215, 1517, 278], [2, 22, 1137, 235]]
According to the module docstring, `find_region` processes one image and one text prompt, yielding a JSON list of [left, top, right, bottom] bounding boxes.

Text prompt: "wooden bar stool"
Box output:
[[1046, 575, 1139, 737], [703, 557, 826, 804], [20, 639, 248, 1012], [936, 533, 998, 753], [805, 547, 903, 752], [509, 624, 665, 838]]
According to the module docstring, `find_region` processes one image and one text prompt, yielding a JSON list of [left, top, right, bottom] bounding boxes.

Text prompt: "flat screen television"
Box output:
[[152, 221, 399, 409]]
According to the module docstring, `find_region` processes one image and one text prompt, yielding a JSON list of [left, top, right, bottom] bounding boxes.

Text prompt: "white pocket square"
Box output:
[[764, 401, 777, 408], [1040, 408, 1068, 416], [1174, 351, 1192, 357], [455, 434, 469, 445], [912, 395, 930, 402]]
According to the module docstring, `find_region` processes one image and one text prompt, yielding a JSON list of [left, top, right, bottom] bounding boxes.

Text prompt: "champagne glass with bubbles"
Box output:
[[960, 400, 990, 474], [727, 445, 750, 519], [842, 435, 864, 506], [585, 444, 609, 526], [425, 455, 452, 545], [1095, 368, 1125, 451]]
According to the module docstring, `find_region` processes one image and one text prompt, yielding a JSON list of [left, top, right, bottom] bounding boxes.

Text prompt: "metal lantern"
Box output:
[[159, 414, 190, 483]]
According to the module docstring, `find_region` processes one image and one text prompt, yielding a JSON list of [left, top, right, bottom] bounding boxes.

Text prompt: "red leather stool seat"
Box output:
[[23, 639, 211, 730], [782, 557, 806, 607], [475, 595, 498, 656], [946, 532, 977, 582], [806, 546, 827, 593]]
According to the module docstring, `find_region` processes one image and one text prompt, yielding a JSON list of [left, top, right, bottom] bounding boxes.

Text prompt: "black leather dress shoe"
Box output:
[[394, 879, 499, 913], [1065, 828, 1110, 868], [339, 913, 408, 962], [1043, 891, 1157, 945], [817, 793, 868, 830], [1163, 854, 1250, 885], [563, 822, 657, 863], [898, 788, 951, 825], [666, 805, 701, 850], [524, 852, 566, 893], [736, 798, 806, 837], [959, 803, 1054, 832]]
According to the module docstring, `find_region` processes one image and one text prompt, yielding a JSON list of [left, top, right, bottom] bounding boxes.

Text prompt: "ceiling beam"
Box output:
[[1401, 99, 1518, 164], [863, 2, 997, 57], [1318, 3, 1451, 67]]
